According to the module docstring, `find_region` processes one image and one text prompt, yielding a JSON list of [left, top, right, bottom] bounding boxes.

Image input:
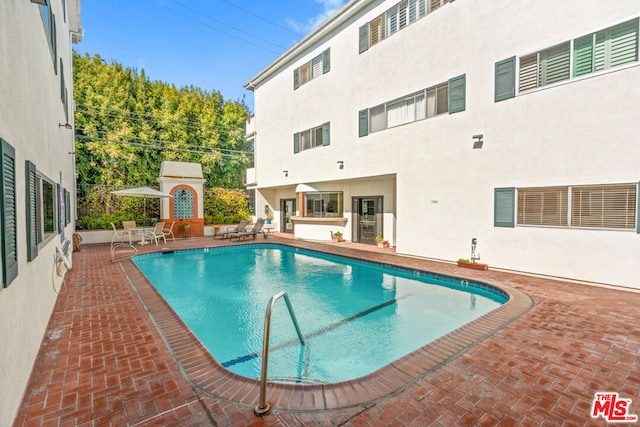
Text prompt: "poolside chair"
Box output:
[[145, 222, 167, 245], [230, 218, 265, 241], [213, 220, 248, 240], [162, 221, 176, 242], [111, 222, 132, 245]]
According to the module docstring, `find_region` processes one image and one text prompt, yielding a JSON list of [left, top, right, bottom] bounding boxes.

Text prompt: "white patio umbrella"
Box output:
[[110, 186, 173, 223]]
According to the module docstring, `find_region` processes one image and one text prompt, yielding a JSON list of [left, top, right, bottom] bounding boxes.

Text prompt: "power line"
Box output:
[[77, 135, 252, 159], [218, 0, 301, 36], [75, 103, 245, 133], [146, 0, 282, 55], [167, 0, 288, 50], [75, 128, 253, 156]]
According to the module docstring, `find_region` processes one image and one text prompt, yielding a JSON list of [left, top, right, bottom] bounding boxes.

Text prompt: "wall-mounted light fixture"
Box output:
[[264, 204, 270, 214], [59, 122, 73, 129], [337, 160, 344, 169], [180, 189, 189, 200], [30, 0, 48, 5], [283, 170, 288, 177], [472, 134, 483, 149]]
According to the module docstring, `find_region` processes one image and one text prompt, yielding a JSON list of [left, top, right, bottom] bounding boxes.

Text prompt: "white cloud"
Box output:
[[288, 0, 348, 33]]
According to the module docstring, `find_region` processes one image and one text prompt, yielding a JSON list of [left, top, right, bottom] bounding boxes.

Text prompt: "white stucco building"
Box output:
[[245, 0, 640, 289], [0, 1, 82, 424]]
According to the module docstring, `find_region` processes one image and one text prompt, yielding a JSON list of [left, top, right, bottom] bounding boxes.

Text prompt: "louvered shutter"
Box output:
[[311, 55, 323, 79], [387, 6, 398, 35], [398, 1, 408, 30], [518, 54, 538, 91], [322, 48, 330, 74], [448, 74, 466, 114], [322, 122, 330, 146], [359, 24, 369, 53], [495, 57, 516, 101], [408, 0, 418, 23], [294, 133, 300, 154], [358, 109, 369, 137], [539, 42, 570, 86], [595, 18, 639, 71], [26, 160, 38, 261], [494, 187, 515, 227], [1, 139, 18, 287], [293, 68, 300, 90], [573, 34, 594, 77]]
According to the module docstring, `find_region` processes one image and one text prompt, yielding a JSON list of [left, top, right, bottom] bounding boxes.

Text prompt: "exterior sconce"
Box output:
[[31, 0, 48, 5], [179, 189, 188, 200], [59, 123, 73, 129], [472, 134, 483, 149], [337, 160, 344, 169], [283, 170, 288, 177], [264, 204, 270, 214]]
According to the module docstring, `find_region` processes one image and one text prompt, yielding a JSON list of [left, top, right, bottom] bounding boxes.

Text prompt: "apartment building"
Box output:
[[245, 0, 640, 289], [0, 1, 82, 424]]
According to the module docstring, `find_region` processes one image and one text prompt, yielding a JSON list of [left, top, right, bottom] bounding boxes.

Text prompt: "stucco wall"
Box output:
[[0, 2, 79, 425], [249, 0, 640, 288]]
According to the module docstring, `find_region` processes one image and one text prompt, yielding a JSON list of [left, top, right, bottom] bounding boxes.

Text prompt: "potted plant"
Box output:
[[179, 220, 191, 233], [265, 211, 274, 224], [457, 258, 489, 270], [330, 231, 343, 243], [375, 235, 389, 248]]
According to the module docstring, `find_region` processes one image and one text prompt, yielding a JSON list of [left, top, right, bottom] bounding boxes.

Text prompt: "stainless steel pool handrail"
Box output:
[[255, 290, 305, 416]]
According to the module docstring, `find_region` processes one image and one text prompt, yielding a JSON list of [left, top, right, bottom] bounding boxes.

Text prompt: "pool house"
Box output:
[[244, 0, 640, 289]]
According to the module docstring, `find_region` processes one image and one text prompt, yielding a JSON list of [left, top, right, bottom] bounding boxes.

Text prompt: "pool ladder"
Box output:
[[255, 290, 305, 416]]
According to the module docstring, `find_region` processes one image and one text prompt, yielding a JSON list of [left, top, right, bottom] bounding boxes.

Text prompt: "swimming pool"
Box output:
[[133, 244, 507, 384]]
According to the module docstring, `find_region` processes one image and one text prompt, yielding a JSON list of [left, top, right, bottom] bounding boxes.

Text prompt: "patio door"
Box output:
[[280, 199, 296, 233], [352, 196, 382, 245]]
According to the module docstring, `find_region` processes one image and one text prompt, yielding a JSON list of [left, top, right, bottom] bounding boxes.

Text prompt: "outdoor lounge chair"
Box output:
[[213, 220, 248, 240], [145, 222, 167, 245], [229, 218, 265, 241], [111, 222, 132, 245], [162, 221, 176, 242]]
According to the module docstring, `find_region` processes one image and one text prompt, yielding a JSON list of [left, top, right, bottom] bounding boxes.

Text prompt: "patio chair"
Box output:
[[145, 222, 167, 245], [111, 222, 132, 245], [162, 221, 176, 242], [213, 220, 248, 240], [230, 218, 265, 241]]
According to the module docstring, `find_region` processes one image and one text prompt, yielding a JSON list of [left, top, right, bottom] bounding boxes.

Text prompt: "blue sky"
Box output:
[[75, 0, 348, 108]]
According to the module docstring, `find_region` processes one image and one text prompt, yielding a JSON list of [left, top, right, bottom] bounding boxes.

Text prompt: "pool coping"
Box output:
[[120, 240, 534, 413]]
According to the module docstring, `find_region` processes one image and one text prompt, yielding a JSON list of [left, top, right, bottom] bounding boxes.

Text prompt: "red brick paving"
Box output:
[[12, 235, 640, 426]]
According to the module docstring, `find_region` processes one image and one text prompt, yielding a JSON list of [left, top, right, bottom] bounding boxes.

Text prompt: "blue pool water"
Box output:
[[133, 245, 507, 384]]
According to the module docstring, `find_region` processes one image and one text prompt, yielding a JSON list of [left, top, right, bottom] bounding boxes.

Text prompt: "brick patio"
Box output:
[[12, 235, 640, 426]]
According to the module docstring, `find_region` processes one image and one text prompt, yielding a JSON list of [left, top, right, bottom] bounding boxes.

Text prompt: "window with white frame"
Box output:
[[294, 123, 330, 153], [26, 161, 59, 261], [359, 0, 449, 53], [294, 49, 330, 90], [495, 183, 638, 231], [359, 76, 465, 137], [495, 18, 639, 101]]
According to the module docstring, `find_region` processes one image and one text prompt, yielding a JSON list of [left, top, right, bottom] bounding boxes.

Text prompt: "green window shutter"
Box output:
[[494, 57, 515, 102], [1, 139, 18, 287], [448, 74, 466, 114], [494, 187, 515, 227], [574, 34, 594, 77], [25, 161, 38, 261], [294, 133, 300, 153], [65, 188, 70, 225], [539, 42, 570, 86], [323, 48, 330, 74], [322, 122, 330, 146], [596, 18, 639, 71], [293, 68, 300, 90], [359, 23, 369, 54], [358, 109, 369, 137]]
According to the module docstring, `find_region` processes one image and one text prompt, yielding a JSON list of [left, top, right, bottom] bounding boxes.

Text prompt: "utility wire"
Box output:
[[146, 0, 282, 55], [76, 103, 245, 133], [75, 128, 252, 156], [76, 135, 251, 159], [218, 0, 301, 36], [167, 0, 288, 50]]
